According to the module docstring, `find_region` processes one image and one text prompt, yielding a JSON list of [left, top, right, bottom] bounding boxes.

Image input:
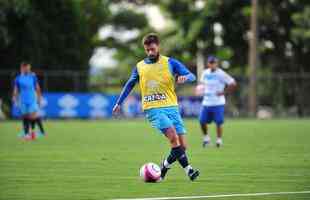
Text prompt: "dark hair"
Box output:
[[21, 61, 31, 66], [142, 33, 160, 45]]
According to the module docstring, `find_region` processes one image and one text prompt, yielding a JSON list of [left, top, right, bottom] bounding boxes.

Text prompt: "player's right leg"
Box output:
[[145, 109, 176, 179], [199, 106, 213, 147], [20, 103, 32, 140]]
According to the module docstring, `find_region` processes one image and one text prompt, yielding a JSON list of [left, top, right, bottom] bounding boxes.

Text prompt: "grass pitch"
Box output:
[[0, 119, 310, 200]]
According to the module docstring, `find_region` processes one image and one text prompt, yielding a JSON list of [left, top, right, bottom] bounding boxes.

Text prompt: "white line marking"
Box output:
[[113, 190, 310, 200]]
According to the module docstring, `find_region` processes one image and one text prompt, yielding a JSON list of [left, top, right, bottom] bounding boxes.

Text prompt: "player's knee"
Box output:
[[181, 143, 187, 151], [177, 136, 187, 150], [199, 120, 206, 127], [169, 134, 179, 146], [170, 135, 179, 145], [216, 120, 224, 126], [164, 128, 179, 145]]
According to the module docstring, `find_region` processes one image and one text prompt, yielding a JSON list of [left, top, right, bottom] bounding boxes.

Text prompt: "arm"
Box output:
[[12, 86, 18, 104], [36, 83, 42, 104], [217, 71, 237, 96], [169, 58, 196, 83], [33, 74, 42, 104], [113, 67, 139, 115], [12, 78, 19, 104], [225, 83, 237, 94]]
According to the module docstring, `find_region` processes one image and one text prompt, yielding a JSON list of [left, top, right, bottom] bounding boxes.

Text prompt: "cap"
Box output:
[[207, 55, 218, 63]]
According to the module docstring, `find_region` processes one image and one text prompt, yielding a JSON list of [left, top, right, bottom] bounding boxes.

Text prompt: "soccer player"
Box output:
[[12, 62, 45, 140], [198, 56, 236, 148], [113, 33, 200, 181]]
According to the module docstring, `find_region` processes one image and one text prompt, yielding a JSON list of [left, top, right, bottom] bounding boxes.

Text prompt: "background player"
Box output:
[[113, 33, 200, 181], [198, 56, 236, 147], [12, 62, 45, 140]]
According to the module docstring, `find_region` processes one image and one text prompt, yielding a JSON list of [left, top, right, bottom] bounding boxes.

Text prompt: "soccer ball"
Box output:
[[139, 162, 161, 182]]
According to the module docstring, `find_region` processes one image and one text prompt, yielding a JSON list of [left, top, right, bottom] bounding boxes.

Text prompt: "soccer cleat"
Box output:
[[188, 168, 200, 181], [216, 138, 223, 148], [202, 135, 211, 148], [160, 160, 169, 180], [31, 132, 36, 140], [202, 140, 210, 148]]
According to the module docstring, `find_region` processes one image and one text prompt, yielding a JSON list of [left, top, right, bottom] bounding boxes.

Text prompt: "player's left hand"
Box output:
[[177, 76, 187, 84]]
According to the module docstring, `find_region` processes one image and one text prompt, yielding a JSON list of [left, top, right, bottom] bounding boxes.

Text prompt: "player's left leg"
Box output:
[[35, 117, 45, 135], [30, 115, 45, 136], [214, 105, 225, 147], [178, 134, 187, 150], [22, 115, 30, 136], [27, 102, 40, 140], [169, 107, 200, 181], [161, 128, 199, 181], [28, 112, 38, 140]]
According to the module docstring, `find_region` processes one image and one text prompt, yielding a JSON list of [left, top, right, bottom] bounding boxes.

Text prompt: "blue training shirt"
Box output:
[[116, 57, 196, 105], [14, 73, 38, 104]]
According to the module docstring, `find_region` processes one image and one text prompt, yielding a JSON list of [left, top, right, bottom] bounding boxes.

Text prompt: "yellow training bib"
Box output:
[[136, 55, 178, 110]]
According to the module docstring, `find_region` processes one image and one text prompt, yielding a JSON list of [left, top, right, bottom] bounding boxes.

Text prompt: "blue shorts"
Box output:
[[199, 105, 225, 125], [145, 106, 186, 135], [19, 102, 39, 115]]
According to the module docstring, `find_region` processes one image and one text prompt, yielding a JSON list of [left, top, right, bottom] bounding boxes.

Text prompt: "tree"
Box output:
[[0, 0, 109, 94]]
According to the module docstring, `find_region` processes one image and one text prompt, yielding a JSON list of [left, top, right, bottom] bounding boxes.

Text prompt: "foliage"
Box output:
[[0, 0, 109, 92]]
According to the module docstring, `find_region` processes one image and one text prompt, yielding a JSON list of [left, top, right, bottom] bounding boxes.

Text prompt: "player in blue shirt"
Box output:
[[113, 34, 199, 181], [13, 62, 45, 140]]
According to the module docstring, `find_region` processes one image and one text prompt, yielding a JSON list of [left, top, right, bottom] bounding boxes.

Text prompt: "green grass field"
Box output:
[[0, 119, 310, 200]]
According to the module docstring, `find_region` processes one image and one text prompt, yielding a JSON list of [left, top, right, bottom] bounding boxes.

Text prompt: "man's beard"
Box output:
[[148, 53, 159, 62]]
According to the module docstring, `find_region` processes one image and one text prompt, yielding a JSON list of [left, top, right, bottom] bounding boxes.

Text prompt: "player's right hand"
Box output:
[[38, 96, 45, 108], [112, 104, 121, 116], [177, 76, 187, 84]]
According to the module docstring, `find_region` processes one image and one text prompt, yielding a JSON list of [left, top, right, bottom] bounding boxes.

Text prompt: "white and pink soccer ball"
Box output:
[[139, 162, 161, 182]]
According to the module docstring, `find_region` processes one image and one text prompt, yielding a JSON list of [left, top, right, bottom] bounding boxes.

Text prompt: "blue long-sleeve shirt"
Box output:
[[115, 57, 196, 105]]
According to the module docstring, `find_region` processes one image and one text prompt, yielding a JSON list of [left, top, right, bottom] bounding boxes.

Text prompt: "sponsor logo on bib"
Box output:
[[144, 93, 166, 102]]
